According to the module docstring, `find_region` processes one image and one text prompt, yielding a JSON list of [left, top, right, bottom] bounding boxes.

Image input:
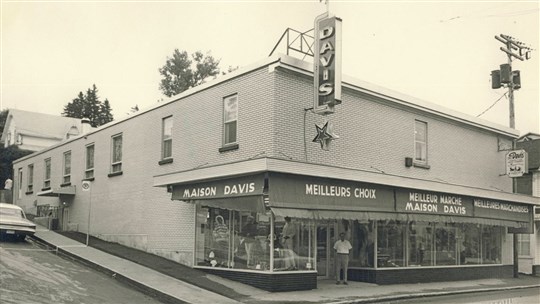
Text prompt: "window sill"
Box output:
[[413, 162, 431, 169], [219, 143, 239, 153], [60, 182, 71, 187], [158, 158, 174, 165], [108, 171, 123, 177], [83, 177, 95, 182], [41, 187, 51, 191], [25, 191, 33, 195]]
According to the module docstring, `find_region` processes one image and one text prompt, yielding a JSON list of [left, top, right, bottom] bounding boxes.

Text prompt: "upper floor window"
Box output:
[[85, 144, 95, 179], [111, 134, 123, 173], [44, 158, 51, 188], [27, 164, 34, 193], [63, 151, 71, 184], [414, 120, 427, 163], [223, 95, 238, 146], [162, 116, 173, 159]]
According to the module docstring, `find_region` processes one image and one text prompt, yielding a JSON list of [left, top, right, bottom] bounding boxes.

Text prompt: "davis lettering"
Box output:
[[318, 25, 335, 97]]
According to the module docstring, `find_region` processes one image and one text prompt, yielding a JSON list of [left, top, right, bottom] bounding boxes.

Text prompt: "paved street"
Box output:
[[0, 238, 164, 304], [382, 287, 540, 304]]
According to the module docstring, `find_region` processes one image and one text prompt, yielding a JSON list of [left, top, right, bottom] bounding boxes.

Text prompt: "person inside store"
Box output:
[[334, 232, 352, 285], [242, 215, 258, 267], [281, 216, 297, 270]]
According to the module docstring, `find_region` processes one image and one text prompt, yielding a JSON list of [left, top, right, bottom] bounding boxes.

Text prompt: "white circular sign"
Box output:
[[82, 181, 91, 191]]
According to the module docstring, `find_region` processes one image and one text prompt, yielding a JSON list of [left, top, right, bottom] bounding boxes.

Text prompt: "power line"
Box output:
[[477, 92, 508, 117]]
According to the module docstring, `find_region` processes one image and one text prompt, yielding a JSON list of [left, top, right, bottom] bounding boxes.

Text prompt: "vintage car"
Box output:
[[0, 203, 36, 241]]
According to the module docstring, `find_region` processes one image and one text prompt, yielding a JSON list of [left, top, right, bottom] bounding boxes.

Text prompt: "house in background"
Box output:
[[1, 109, 93, 152], [515, 132, 540, 275]]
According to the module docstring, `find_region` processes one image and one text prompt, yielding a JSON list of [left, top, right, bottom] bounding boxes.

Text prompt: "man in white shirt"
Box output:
[[334, 232, 352, 285]]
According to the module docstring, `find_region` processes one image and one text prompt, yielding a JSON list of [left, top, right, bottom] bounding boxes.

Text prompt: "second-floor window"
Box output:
[[111, 134, 123, 173], [223, 94, 238, 145], [44, 158, 51, 189], [162, 116, 173, 159], [414, 120, 427, 163], [85, 144, 95, 179], [63, 151, 71, 184], [27, 164, 34, 193]]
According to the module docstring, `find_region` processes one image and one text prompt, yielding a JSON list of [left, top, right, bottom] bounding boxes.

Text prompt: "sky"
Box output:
[[1, 1, 539, 135]]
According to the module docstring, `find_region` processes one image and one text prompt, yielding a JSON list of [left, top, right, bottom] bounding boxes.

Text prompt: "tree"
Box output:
[[62, 84, 114, 127], [0, 109, 8, 136], [159, 49, 221, 97]]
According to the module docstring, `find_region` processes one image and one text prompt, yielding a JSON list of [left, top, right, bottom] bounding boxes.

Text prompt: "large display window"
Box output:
[[375, 222, 503, 268], [195, 206, 314, 272], [195, 205, 504, 271]]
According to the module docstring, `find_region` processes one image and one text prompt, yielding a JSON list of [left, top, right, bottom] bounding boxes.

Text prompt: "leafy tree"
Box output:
[[62, 84, 114, 127], [0, 109, 8, 136], [159, 49, 221, 97]]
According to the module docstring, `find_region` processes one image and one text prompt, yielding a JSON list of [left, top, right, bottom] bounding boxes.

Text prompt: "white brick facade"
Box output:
[[12, 55, 531, 267]]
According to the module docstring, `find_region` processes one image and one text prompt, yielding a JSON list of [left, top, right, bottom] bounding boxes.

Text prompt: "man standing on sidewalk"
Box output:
[[334, 232, 352, 285]]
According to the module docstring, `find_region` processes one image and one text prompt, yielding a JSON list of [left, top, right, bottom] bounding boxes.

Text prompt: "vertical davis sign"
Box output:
[[313, 13, 342, 115]]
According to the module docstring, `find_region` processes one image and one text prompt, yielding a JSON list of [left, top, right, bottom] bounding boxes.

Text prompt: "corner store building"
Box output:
[[12, 55, 539, 291]]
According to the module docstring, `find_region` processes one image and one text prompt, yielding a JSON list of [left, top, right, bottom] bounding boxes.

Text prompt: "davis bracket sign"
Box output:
[[506, 149, 528, 178]]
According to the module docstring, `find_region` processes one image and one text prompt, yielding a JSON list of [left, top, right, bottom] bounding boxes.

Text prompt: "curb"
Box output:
[[29, 235, 188, 304], [28, 234, 540, 304], [329, 284, 540, 304]]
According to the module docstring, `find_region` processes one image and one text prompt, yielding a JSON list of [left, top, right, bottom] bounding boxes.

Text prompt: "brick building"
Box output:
[[12, 55, 539, 291]]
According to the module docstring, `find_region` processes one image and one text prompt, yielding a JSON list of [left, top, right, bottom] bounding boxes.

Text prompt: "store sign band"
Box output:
[[172, 173, 532, 229]]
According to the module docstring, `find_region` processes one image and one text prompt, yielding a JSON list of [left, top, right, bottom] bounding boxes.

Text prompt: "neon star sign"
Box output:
[[312, 121, 339, 151]]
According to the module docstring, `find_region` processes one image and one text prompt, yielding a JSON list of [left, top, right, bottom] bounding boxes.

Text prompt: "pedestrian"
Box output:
[[282, 216, 297, 270], [334, 232, 352, 285]]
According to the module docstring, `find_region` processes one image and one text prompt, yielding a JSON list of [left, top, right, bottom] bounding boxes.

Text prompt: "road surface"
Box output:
[[0, 238, 164, 304]]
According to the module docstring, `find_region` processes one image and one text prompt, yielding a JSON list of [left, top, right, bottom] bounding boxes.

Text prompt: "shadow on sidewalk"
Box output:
[[57, 231, 248, 302]]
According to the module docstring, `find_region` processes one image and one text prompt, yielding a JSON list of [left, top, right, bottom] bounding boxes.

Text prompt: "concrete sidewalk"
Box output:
[[31, 226, 239, 304], [31, 226, 540, 304]]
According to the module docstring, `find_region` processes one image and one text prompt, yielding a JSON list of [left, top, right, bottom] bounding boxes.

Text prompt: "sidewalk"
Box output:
[[31, 226, 540, 304]]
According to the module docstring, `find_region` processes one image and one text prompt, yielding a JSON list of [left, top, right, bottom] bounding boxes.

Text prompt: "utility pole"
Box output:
[[492, 34, 533, 278], [493, 34, 533, 128]]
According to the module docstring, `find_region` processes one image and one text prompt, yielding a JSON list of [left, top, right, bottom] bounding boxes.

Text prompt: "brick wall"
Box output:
[[12, 57, 516, 267]]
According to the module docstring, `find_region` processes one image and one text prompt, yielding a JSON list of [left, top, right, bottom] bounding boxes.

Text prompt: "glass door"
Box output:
[[316, 222, 335, 277]]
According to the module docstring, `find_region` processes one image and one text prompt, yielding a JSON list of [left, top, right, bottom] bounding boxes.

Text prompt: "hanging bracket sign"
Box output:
[[313, 13, 342, 115], [506, 149, 528, 178]]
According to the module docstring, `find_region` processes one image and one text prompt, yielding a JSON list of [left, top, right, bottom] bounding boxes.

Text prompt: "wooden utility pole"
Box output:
[[494, 34, 533, 278]]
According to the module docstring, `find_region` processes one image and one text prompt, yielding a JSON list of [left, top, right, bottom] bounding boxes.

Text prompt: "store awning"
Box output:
[[271, 207, 407, 222], [36, 186, 76, 197], [193, 195, 266, 213], [171, 173, 266, 212]]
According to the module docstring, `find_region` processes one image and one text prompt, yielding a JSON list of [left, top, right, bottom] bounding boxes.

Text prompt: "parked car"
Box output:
[[0, 203, 36, 241]]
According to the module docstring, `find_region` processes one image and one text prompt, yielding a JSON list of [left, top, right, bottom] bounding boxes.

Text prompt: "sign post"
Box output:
[[82, 180, 92, 246]]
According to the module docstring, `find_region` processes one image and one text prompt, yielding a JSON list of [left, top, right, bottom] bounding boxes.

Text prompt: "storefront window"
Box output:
[[350, 220, 375, 267], [459, 224, 481, 265], [434, 223, 457, 266], [482, 226, 501, 264], [273, 216, 313, 271], [377, 221, 405, 267], [408, 222, 433, 266], [195, 207, 271, 271]]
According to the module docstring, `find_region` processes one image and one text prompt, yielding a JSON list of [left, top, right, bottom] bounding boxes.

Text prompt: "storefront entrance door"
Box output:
[[316, 223, 335, 277]]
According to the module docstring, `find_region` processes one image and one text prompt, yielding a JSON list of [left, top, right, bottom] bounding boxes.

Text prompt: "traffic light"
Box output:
[[513, 70, 521, 90], [500, 64, 512, 83], [491, 70, 502, 89]]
